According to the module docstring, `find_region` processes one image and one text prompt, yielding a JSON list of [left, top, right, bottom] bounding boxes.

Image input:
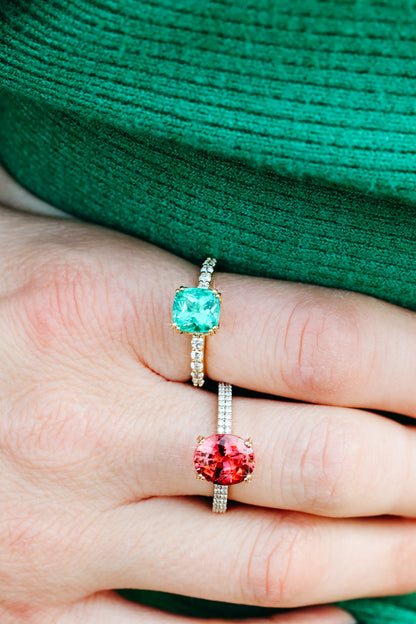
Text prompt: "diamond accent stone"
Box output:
[[197, 258, 216, 288], [191, 361, 203, 372], [213, 484, 228, 513], [191, 336, 204, 348]]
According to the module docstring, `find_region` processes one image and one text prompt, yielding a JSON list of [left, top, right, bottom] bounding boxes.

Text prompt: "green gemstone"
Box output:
[[172, 287, 220, 333]]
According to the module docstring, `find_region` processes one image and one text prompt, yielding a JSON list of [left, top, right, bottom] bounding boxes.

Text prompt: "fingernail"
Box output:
[[329, 613, 357, 624], [337, 609, 358, 624]]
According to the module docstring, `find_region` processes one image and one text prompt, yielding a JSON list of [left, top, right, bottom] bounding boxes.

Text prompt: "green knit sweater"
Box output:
[[2, 1, 416, 621]]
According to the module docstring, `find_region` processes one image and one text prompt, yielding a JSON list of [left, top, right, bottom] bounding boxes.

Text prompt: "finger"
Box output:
[[4, 244, 415, 518], [54, 592, 355, 624], [6, 346, 415, 526], [2, 214, 416, 416], [198, 397, 416, 518], [55, 591, 195, 624], [140, 259, 416, 416], [108, 379, 416, 518], [3, 224, 416, 517], [142, 252, 416, 421], [0, 168, 71, 218], [207, 275, 416, 416], [267, 608, 356, 624], [95, 499, 416, 609]]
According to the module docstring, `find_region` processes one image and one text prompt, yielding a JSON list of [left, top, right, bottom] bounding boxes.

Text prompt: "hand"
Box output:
[[0, 204, 414, 624]]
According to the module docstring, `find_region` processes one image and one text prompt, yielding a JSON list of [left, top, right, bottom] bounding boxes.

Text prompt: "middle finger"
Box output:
[[115, 380, 416, 518]]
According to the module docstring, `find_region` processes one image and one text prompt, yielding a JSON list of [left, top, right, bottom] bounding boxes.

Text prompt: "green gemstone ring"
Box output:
[[172, 258, 221, 387]]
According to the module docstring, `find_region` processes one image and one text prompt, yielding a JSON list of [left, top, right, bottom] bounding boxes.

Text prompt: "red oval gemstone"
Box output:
[[193, 434, 255, 485]]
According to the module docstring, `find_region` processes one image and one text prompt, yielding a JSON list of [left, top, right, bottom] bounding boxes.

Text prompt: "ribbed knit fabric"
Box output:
[[2, 1, 416, 621]]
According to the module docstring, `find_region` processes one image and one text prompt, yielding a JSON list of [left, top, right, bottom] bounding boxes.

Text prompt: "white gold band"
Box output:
[[217, 381, 232, 435], [212, 382, 232, 513], [213, 484, 228, 513]]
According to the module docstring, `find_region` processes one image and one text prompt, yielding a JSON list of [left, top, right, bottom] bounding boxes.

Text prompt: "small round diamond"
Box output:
[[191, 362, 203, 372], [191, 336, 204, 348]]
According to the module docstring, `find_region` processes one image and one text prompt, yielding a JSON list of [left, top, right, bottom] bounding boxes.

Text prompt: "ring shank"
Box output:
[[190, 258, 217, 387], [213, 484, 228, 513], [212, 382, 232, 513]]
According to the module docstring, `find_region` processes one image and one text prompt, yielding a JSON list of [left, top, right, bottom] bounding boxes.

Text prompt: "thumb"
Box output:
[[55, 591, 356, 624]]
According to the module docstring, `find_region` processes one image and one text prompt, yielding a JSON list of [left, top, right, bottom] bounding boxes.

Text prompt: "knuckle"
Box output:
[[13, 255, 120, 354], [280, 294, 365, 401], [285, 412, 354, 513], [1, 385, 116, 478], [3, 390, 69, 471], [0, 604, 47, 624], [0, 504, 90, 620], [0, 512, 42, 566], [244, 514, 316, 607], [0, 509, 48, 611]]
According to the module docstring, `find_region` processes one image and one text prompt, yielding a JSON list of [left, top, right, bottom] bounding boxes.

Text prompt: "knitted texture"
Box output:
[[2, 1, 416, 309], [2, 0, 416, 621]]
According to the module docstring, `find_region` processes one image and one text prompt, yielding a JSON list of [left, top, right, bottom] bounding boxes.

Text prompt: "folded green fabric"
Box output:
[[2, 1, 416, 621]]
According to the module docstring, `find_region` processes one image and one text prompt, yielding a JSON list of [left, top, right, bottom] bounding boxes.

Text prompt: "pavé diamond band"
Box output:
[[193, 382, 256, 513], [172, 258, 221, 387]]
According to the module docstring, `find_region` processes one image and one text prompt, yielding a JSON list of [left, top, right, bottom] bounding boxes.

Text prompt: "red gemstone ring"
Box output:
[[193, 382, 255, 513]]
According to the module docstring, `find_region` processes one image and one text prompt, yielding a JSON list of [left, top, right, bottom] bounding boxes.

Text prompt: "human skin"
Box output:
[[1, 201, 416, 623]]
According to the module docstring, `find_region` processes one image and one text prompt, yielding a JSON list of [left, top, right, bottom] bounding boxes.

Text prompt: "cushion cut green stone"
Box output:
[[172, 287, 220, 333]]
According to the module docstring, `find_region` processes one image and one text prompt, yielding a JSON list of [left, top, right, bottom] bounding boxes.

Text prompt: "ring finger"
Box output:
[[112, 377, 416, 519], [94, 498, 416, 609]]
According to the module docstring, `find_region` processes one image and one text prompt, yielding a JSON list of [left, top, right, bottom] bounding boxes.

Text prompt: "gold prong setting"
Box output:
[[193, 383, 255, 514]]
